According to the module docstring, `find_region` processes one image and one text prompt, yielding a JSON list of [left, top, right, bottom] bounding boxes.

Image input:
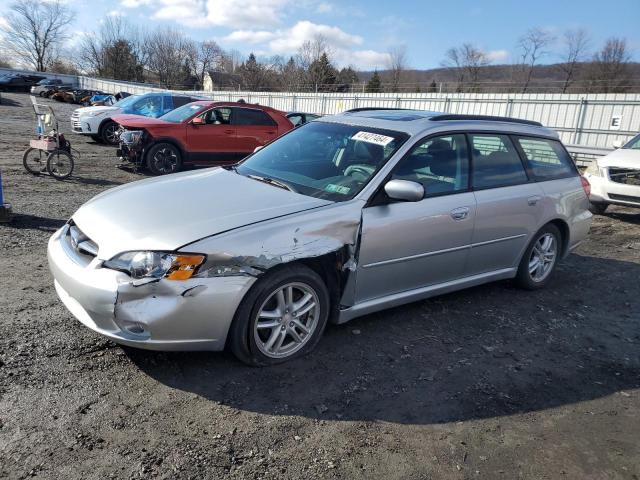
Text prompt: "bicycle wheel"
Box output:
[[23, 147, 47, 175], [46, 150, 74, 180]]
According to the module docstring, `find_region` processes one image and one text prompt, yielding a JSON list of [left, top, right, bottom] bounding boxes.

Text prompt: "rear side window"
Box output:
[[515, 137, 576, 180], [233, 108, 277, 126], [470, 134, 528, 189]]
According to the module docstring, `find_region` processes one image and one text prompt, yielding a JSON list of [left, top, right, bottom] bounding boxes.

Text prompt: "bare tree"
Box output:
[[442, 43, 490, 92], [385, 46, 408, 92], [0, 0, 74, 71], [79, 17, 146, 81], [296, 35, 335, 88], [557, 29, 590, 93], [194, 40, 223, 88], [145, 28, 195, 88], [517, 27, 554, 93], [442, 47, 466, 92], [589, 37, 631, 93]]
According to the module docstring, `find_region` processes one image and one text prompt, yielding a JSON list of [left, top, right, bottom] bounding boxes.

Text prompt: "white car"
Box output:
[[584, 134, 640, 214], [70, 93, 201, 145]]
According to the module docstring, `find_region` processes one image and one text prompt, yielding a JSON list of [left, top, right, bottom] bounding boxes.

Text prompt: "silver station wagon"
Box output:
[[48, 109, 593, 365]]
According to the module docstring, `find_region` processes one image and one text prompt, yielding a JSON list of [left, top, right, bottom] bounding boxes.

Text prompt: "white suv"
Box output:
[[584, 134, 640, 214], [70, 93, 201, 145]]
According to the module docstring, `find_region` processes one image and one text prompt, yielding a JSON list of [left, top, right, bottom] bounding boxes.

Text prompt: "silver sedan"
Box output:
[[48, 110, 592, 365]]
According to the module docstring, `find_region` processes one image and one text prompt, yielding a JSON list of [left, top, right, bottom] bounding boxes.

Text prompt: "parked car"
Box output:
[[286, 111, 321, 127], [30, 78, 72, 97], [0, 73, 46, 92], [583, 133, 640, 213], [114, 101, 294, 175], [71, 92, 201, 145], [48, 110, 592, 365]]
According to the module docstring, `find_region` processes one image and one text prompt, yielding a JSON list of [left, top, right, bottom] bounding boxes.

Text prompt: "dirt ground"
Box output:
[[0, 91, 639, 480]]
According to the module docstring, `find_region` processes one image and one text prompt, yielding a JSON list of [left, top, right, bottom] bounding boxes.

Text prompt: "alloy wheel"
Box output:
[[152, 147, 178, 174], [528, 233, 557, 282], [253, 282, 320, 359], [104, 124, 120, 144]]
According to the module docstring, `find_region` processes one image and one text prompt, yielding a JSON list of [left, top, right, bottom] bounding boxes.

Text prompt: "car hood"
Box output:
[[112, 114, 173, 129], [72, 168, 333, 260], [76, 106, 121, 117], [597, 149, 640, 168]]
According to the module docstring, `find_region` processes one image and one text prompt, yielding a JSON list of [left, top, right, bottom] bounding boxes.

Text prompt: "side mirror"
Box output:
[[191, 116, 205, 126], [253, 146, 264, 153], [384, 179, 424, 202], [612, 140, 623, 149]]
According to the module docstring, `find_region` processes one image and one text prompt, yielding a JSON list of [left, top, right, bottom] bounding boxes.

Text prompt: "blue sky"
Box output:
[[1, 0, 638, 69]]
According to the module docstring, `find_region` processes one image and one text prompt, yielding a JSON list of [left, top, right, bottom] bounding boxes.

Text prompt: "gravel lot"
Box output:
[[0, 92, 639, 479]]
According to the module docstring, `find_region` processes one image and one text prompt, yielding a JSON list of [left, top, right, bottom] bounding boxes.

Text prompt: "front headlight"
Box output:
[[584, 162, 602, 177], [103, 251, 206, 281], [121, 130, 143, 145]]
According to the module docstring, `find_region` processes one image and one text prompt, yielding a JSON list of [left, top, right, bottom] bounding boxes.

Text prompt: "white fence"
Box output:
[[76, 76, 640, 149], [0, 67, 78, 86], [3, 68, 639, 149]]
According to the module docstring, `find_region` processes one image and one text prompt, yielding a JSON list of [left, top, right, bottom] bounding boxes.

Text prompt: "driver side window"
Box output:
[[391, 134, 470, 197], [202, 108, 232, 125]]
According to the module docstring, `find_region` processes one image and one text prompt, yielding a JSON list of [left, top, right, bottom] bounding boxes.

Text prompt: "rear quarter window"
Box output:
[[515, 137, 576, 181], [233, 108, 277, 126]]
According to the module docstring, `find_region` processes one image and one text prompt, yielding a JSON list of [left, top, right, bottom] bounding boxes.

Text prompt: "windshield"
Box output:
[[113, 95, 139, 108], [236, 122, 409, 201], [160, 103, 207, 123], [623, 134, 640, 150]]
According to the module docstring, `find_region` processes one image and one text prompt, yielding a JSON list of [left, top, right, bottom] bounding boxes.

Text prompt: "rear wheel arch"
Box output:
[[547, 218, 570, 258]]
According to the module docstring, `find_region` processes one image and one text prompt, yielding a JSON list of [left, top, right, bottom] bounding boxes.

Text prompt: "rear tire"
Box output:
[[515, 224, 561, 290], [146, 143, 182, 175], [228, 264, 330, 366], [23, 147, 46, 175], [589, 202, 608, 215]]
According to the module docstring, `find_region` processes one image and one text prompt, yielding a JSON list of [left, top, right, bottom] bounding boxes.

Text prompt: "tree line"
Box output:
[[0, 0, 636, 94]]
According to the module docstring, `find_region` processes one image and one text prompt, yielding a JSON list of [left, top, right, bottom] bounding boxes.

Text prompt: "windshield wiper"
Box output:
[[246, 174, 296, 192]]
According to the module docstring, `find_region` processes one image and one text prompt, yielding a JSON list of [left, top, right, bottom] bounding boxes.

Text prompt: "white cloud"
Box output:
[[107, 10, 122, 17], [120, 0, 154, 7], [315, 2, 333, 13], [486, 49, 509, 63], [150, 0, 291, 29], [224, 21, 389, 69]]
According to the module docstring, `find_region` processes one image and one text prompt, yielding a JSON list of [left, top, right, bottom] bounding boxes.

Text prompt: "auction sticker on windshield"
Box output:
[[352, 131, 395, 146]]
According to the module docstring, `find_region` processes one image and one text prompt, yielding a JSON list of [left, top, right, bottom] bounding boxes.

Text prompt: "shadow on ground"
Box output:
[[8, 213, 66, 232], [128, 254, 640, 425]]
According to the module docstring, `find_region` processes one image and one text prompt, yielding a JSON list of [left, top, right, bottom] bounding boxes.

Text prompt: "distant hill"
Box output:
[[358, 62, 640, 93]]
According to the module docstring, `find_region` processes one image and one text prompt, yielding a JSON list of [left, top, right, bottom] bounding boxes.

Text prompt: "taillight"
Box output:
[[580, 176, 591, 196]]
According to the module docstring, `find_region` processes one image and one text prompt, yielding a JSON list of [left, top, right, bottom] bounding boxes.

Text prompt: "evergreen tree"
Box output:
[[366, 71, 382, 93]]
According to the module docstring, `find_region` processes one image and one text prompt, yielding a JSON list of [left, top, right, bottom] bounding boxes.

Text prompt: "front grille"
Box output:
[[608, 168, 640, 186], [608, 193, 640, 205], [63, 222, 99, 263]]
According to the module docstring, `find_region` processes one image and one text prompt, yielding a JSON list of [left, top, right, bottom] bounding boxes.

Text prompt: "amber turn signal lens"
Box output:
[[166, 255, 205, 281]]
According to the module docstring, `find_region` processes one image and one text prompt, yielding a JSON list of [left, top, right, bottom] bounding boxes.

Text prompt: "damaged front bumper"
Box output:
[[47, 225, 256, 351], [116, 143, 144, 166]]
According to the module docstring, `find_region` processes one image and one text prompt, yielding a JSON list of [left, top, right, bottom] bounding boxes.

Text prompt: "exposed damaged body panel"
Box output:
[[184, 200, 365, 310]]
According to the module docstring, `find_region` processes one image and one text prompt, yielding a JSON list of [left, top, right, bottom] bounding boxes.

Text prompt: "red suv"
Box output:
[[113, 101, 294, 175]]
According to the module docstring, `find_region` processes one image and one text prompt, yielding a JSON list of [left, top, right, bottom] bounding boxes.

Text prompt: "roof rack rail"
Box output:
[[344, 107, 410, 113], [429, 114, 542, 127]]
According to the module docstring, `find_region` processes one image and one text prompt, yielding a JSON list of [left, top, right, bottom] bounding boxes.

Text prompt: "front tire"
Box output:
[[146, 143, 182, 175], [100, 120, 120, 145], [46, 150, 74, 180], [515, 224, 561, 290], [228, 264, 330, 366]]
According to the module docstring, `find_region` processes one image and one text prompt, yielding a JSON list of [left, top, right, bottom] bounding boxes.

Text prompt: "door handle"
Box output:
[[224, 129, 234, 134], [450, 207, 470, 221], [528, 195, 542, 206], [266, 131, 276, 135]]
